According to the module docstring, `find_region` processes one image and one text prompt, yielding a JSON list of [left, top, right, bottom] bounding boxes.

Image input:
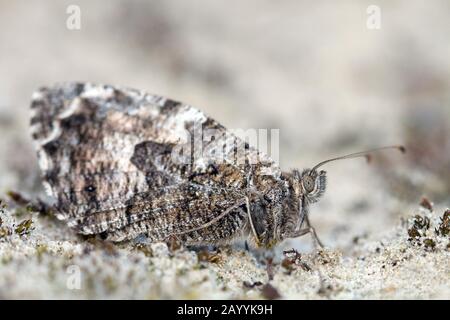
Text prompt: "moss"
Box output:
[[197, 250, 222, 264], [0, 226, 12, 238], [435, 209, 450, 237], [423, 238, 436, 251], [407, 210, 449, 251], [408, 227, 421, 240], [413, 215, 430, 230], [408, 214, 431, 243], [133, 243, 153, 257], [176, 267, 188, 276], [14, 219, 34, 235]]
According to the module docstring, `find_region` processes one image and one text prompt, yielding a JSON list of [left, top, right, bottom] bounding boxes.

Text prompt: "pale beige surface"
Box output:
[[0, 0, 449, 299], [0, 204, 448, 299]]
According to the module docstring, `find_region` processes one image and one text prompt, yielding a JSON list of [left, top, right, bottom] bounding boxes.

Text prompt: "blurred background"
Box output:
[[0, 0, 449, 251]]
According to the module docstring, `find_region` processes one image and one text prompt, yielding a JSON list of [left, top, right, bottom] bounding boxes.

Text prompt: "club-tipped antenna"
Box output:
[[310, 145, 406, 173]]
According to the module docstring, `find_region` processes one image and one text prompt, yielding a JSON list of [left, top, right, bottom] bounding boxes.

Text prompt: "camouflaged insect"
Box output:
[[30, 83, 402, 248]]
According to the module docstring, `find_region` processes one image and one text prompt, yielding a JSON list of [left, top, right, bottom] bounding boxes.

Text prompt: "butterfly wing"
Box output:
[[102, 183, 249, 243], [30, 83, 280, 241]]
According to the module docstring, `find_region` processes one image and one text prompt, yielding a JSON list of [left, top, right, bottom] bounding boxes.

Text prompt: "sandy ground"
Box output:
[[0, 1, 449, 299], [0, 200, 449, 299]]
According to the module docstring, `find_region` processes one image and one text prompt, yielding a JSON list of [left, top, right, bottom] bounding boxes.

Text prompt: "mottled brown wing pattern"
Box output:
[[30, 83, 280, 242], [105, 183, 249, 243]]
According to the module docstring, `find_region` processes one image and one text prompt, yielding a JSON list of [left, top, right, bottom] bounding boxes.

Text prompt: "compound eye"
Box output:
[[303, 176, 315, 193]]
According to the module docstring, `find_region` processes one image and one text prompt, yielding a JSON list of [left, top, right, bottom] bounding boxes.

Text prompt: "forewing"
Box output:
[[30, 83, 279, 238]]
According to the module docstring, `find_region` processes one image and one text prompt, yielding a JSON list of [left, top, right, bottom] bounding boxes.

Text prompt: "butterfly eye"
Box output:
[[303, 176, 315, 193]]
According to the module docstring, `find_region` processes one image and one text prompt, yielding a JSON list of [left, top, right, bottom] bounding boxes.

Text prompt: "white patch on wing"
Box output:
[[167, 106, 207, 137], [38, 123, 62, 147], [58, 97, 83, 119], [31, 90, 44, 100], [42, 181, 54, 197], [82, 84, 115, 99]]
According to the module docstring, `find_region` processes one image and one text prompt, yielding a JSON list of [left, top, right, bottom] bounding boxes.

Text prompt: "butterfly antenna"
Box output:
[[310, 145, 405, 173]]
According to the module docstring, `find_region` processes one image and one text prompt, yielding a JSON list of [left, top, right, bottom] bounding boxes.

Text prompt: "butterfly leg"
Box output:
[[266, 256, 274, 281], [246, 196, 261, 247], [304, 215, 324, 249], [288, 224, 324, 250]]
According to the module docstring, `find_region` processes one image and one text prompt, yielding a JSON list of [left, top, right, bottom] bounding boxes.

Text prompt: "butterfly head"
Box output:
[[276, 145, 405, 243], [299, 169, 327, 203], [288, 169, 327, 204]]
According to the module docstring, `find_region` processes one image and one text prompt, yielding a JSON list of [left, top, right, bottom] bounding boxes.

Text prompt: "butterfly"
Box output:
[[30, 83, 404, 248]]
